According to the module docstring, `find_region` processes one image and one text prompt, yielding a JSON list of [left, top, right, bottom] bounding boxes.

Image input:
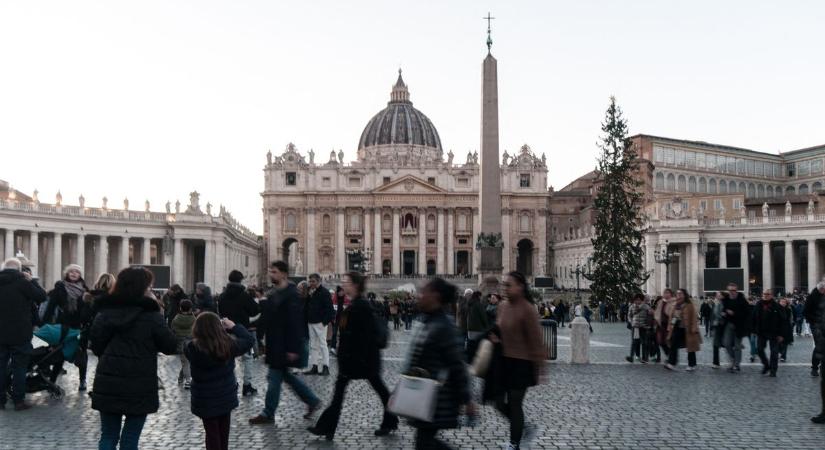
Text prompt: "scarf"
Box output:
[[64, 281, 85, 313]]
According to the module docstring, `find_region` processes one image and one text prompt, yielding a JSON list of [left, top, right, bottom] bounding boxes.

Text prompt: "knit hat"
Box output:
[[228, 270, 245, 283], [63, 264, 83, 279], [463, 288, 474, 297]]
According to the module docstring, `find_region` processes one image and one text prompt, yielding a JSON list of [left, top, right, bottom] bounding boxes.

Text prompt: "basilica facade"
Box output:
[[262, 72, 551, 278]]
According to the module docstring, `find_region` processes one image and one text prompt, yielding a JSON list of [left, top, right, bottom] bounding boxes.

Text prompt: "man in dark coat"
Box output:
[[809, 281, 825, 424], [217, 269, 260, 396], [304, 273, 335, 376], [752, 289, 791, 376], [249, 261, 321, 425], [0, 258, 48, 410], [722, 282, 750, 372], [805, 282, 825, 377]]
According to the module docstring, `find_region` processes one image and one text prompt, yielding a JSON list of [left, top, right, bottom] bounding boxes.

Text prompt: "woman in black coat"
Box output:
[[185, 313, 255, 450], [406, 278, 475, 450], [308, 271, 398, 440], [89, 267, 177, 450], [44, 264, 93, 389]]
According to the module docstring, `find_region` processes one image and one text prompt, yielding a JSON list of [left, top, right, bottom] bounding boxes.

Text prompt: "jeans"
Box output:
[[308, 322, 330, 368], [415, 427, 453, 449], [98, 413, 147, 450], [0, 342, 32, 404], [757, 336, 779, 374], [202, 413, 231, 450], [723, 323, 742, 368], [667, 328, 696, 367], [748, 334, 758, 358], [630, 328, 649, 361], [314, 374, 398, 436], [261, 367, 320, 418], [712, 325, 724, 366], [495, 388, 527, 446], [239, 351, 253, 385]]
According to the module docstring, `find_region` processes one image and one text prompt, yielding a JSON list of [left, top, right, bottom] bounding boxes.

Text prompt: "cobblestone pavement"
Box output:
[[1, 322, 822, 449]]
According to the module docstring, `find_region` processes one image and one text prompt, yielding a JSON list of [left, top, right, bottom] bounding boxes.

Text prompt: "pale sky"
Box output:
[[2, 1, 824, 234]]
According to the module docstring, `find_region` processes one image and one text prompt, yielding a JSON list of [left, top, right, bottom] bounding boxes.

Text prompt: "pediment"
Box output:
[[373, 175, 447, 194]]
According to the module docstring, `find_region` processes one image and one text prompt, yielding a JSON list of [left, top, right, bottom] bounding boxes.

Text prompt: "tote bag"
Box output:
[[387, 375, 440, 422]]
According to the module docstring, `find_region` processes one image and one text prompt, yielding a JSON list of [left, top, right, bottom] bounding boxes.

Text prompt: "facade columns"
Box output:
[[809, 240, 819, 291], [4, 229, 14, 259], [446, 209, 455, 275], [785, 240, 794, 294], [76, 234, 86, 277], [536, 210, 547, 276], [97, 236, 108, 279], [119, 237, 130, 271], [215, 238, 226, 284], [762, 241, 772, 293], [336, 208, 345, 274], [391, 208, 400, 275], [306, 208, 316, 274], [501, 209, 511, 272], [645, 237, 656, 294], [690, 241, 700, 297], [418, 209, 426, 275], [141, 237, 151, 265], [436, 209, 445, 275], [740, 242, 749, 292], [173, 238, 184, 286], [472, 208, 480, 275], [52, 233, 62, 286], [29, 231, 39, 278], [268, 208, 281, 263], [719, 242, 727, 268], [363, 208, 371, 273], [204, 240, 215, 287], [373, 209, 382, 275]]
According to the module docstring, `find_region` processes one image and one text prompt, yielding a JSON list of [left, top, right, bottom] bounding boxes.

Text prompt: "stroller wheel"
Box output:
[[51, 386, 64, 400]]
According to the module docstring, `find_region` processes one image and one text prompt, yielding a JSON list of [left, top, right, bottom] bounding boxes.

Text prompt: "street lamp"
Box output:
[[654, 242, 680, 288], [572, 258, 592, 301]]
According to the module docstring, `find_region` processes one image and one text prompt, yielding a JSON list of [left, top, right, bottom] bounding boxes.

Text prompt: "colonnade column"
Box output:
[[391, 208, 400, 275], [336, 208, 345, 274], [446, 209, 455, 275], [645, 236, 656, 294], [306, 208, 316, 274], [97, 236, 108, 279], [29, 231, 39, 278], [4, 229, 14, 259], [215, 239, 226, 284], [501, 209, 511, 272], [472, 208, 480, 275], [373, 209, 382, 275], [141, 238, 151, 265], [808, 240, 819, 291], [740, 242, 749, 292], [762, 241, 772, 293], [436, 209, 445, 275], [52, 233, 62, 286], [785, 240, 794, 294], [204, 240, 215, 287], [268, 208, 281, 263], [536, 209, 547, 276], [173, 238, 184, 286], [719, 242, 727, 268], [690, 241, 700, 297], [418, 209, 427, 275], [76, 234, 86, 277], [363, 208, 371, 274], [119, 237, 130, 271]]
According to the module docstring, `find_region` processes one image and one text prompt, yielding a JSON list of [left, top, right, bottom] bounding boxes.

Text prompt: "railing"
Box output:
[[662, 213, 825, 228]]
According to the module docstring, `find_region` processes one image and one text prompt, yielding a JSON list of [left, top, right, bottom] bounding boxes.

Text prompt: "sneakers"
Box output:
[[374, 425, 398, 436], [242, 384, 257, 396], [249, 414, 275, 425], [811, 414, 825, 424], [625, 356, 633, 363], [812, 368, 820, 377], [664, 364, 675, 371], [307, 426, 334, 441], [761, 366, 770, 375], [304, 401, 321, 420], [749, 356, 755, 363], [521, 424, 538, 446], [183, 380, 191, 390], [711, 364, 721, 370], [640, 359, 648, 364], [685, 366, 696, 372], [303, 365, 319, 376], [320, 365, 330, 376]]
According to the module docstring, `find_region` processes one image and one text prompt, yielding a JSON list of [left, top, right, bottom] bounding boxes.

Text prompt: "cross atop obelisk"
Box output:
[[483, 12, 495, 53]]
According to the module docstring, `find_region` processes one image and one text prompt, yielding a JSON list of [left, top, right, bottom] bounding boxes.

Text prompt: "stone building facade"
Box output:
[[0, 180, 261, 290], [551, 135, 825, 296], [262, 72, 551, 278]]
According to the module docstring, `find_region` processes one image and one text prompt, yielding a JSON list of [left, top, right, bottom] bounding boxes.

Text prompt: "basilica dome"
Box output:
[[358, 70, 442, 152]]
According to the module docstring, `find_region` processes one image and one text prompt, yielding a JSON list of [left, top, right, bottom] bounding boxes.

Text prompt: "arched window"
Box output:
[[766, 186, 774, 198], [813, 182, 823, 193], [786, 186, 796, 196], [738, 182, 746, 193], [285, 213, 297, 232], [666, 173, 676, 191], [655, 173, 665, 190], [709, 178, 717, 194], [728, 180, 737, 193], [322, 214, 331, 232], [677, 175, 687, 191], [799, 184, 809, 195], [776, 186, 783, 197], [520, 214, 531, 232], [403, 213, 416, 230], [688, 176, 697, 192], [719, 180, 727, 194], [757, 185, 765, 198], [698, 177, 707, 193], [747, 183, 756, 198]]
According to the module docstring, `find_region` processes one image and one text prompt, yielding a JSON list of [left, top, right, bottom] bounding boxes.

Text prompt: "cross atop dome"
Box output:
[[390, 68, 411, 103]]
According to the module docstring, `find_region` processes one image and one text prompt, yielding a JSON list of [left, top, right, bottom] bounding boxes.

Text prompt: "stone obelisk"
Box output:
[[477, 13, 503, 278]]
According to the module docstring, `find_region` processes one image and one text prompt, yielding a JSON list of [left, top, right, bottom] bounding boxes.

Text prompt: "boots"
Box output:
[[320, 365, 330, 376], [303, 365, 319, 375], [242, 384, 257, 396]]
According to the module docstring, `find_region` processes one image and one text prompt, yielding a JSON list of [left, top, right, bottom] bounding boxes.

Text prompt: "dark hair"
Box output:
[[632, 293, 645, 302], [344, 271, 365, 294], [179, 299, 193, 312], [471, 291, 482, 302], [335, 285, 343, 295], [677, 288, 691, 303], [717, 291, 730, 300], [192, 312, 233, 361], [112, 267, 154, 300], [424, 277, 458, 305], [663, 288, 674, 296], [228, 270, 244, 283], [507, 271, 530, 301], [726, 282, 738, 288], [270, 260, 289, 274], [309, 273, 321, 281]]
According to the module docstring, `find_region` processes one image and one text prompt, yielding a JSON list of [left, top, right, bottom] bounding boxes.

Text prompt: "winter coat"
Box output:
[[217, 282, 259, 328], [805, 287, 824, 326], [171, 312, 196, 339], [722, 292, 751, 338], [0, 269, 47, 345], [258, 283, 304, 369], [89, 294, 177, 415], [337, 296, 381, 379], [405, 311, 470, 430], [163, 289, 188, 325], [305, 284, 335, 325], [751, 300, 791, 339], [193, 284, 216, 314], [466, 297, 490, 332], [44, 280, 92, 329], [629, 303, 651, 329], [666, 301, 702, 352], [185, 324, 255, 419]]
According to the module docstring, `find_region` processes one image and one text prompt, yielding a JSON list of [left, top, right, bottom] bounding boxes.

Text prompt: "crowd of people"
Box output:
[[0, 257, 548, 450]]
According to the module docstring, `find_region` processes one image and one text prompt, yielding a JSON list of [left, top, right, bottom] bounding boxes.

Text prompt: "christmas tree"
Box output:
[[585, 97, 648, 308]]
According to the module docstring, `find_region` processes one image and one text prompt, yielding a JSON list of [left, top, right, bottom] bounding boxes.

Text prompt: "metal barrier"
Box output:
[[540, 319, 558, 360]]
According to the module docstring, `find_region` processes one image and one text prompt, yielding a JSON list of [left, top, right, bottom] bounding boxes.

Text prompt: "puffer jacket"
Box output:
[[89, 294, 177, 415], [0, 269, 47, 345], [404, 310, 470, 430], [629, 303, 651, 329]]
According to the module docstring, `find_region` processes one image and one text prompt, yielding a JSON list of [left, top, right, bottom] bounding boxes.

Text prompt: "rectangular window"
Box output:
[[685, 151, 696, 168], [799, 160, 811, 177], [714, 199, 723, 210], [285, 172, 297, 186], [427, 238, 435, 244], [348, 177, 361, 187], [427, 177, 436, 185], [736, 158, 745, 175], [349, 238, 359, 244], [519, 174, 530, 188], [727, 156, 736, 173], [322, 177, 331, 187], [812, 159, 823, 174], [675, 149, 685, 167], [654, 146, 665, 162], [665, 147, 674, 164], [458, 239, 468, 245], [748, 210, 756, 220], [787, 163, 795, 177], [696, 153, 706, 169], [769, 209, 777, 217], [747, 159, 755, 176], [733, 199, 742, 210], [456, 178, 469, 187], [383, 177, 391, 185], [754, 162, 763, 176], [700, 200, 707, 211], [383, 238, 391, 244], [707, 154, 716, 171]]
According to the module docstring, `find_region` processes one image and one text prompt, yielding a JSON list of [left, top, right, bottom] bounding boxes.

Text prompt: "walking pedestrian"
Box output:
[[216, 270, 260, 395], [752, 289, 790, 377], [304, 273, 334, 376], [665, 289, 701, 372], [405, 278, 476, 450], [466, 290, 490, 361], [486, 293, 500, 324], [626, 293, 651, 363], [308, 271, 398, 440], [654, 289, 676, 361], [172, 299, 196, 388], [0, 258, 48, 411], [721, 282, 750, 373], [700, 299, 713, 337], [711, 291, 729, 369], [193, 283, 216, 314], [778, 297, 794, 362], [162, 284, 187, 326], [89, 267, 178, 450], [805, 282, 825, 377], [185, 313, 255, 450], [248, 261, 321, 425], [491, 271, 545, 450]]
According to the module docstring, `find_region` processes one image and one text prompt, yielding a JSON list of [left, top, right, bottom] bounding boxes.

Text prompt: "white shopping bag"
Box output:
[[387, 375, 440, 422]]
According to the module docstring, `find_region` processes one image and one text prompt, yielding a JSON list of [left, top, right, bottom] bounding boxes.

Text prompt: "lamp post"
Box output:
[[654, 242, 680, 289], [572, 258, 592, 302]]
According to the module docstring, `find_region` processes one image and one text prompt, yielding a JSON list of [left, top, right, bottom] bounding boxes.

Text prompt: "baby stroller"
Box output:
[[20, 325, 80, 400]]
